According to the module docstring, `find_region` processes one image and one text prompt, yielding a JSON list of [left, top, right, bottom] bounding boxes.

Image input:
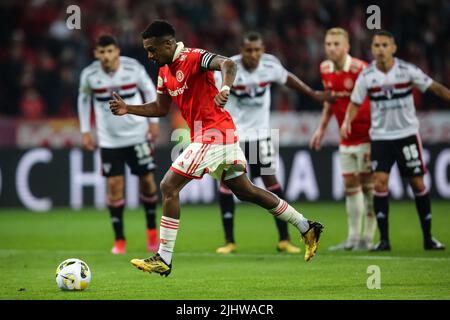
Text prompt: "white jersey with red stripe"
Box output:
[[78, 56, 158, 148], [215, 53, 288, 141], [351, 58, 433, 141]]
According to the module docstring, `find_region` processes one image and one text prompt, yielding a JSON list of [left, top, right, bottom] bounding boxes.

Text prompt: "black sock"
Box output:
[[219, 187, 235, 243], [414, 192, 432, 243], [268, 185, 289, 241], [374, 193, 389, 242], [108, 201, 125, 240], [141, 194, 157, 230]]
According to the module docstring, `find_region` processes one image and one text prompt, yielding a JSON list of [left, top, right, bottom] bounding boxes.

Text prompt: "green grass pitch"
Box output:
[[1, 201, 449, 300]]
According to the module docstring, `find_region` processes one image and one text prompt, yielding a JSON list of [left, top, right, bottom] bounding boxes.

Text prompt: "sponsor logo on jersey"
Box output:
[[167, 82, 189, 97]]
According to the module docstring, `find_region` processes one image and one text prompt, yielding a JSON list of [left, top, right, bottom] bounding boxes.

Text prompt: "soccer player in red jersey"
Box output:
[[109, 20, 324, 276], [310, 28, 377, 251]]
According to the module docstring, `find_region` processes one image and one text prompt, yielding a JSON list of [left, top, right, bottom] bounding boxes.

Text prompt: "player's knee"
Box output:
[[140, 175, 157, 195], [107, 176, 124, 199], [374, 179, 388, 193], [410, 176, 426, 193], [344, 175, 361, 190], [160, 178, 178, 199]]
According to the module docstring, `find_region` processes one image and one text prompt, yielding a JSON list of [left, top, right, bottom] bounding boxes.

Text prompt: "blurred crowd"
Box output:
[[0, 0, 449, 119]]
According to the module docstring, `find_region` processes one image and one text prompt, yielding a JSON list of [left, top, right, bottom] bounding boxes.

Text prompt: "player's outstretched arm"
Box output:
[[340, 102, 360, 139], [208, 55, 237, 107], [109, 92, 171, 117], [310, 102, 333, 151], [285, 72, 335, 104], [427, 81, 450, 102]]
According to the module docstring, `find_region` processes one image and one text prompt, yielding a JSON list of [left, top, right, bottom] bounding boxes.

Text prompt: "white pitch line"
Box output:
[[0, 248, 449, 262]]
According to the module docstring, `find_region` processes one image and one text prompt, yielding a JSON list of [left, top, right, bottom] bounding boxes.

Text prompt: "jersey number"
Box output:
[[134, 143, 151, 159], [259, 139, 275, 165], [402, 144, 419, 161]]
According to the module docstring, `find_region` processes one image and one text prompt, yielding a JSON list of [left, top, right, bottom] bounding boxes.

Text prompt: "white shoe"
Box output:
[[328, 239, 356, 251], [352, 239, 371, 251]]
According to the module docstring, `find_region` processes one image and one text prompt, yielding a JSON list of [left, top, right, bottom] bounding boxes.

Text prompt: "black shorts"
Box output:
[[371, 134, 426, 177], [100, 141, 156, 177], [241, 137, 276, 179]]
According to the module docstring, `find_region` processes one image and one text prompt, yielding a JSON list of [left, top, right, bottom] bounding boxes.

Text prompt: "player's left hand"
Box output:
[[109, 92, 128, 116], [314, 90, 336, 103], [214, 89, 229, 108]]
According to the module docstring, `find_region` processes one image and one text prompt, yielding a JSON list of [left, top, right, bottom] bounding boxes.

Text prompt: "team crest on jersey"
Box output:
[[246, 83, 258, 97], [176, 70, 184, 82], [343, 78, 354, 90], [381, 84, 394, 99], [179, 54, 187, 61]]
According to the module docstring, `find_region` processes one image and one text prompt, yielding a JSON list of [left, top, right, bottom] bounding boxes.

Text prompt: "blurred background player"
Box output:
[[110, 20, 324, 276], [78, 35, 160, 254], [310, 28, 377, 251], [342, 30, 450, 251], [215, 31, 333, 254]]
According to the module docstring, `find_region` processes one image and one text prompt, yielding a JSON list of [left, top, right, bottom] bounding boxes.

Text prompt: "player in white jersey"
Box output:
[[342, 30, 450, 251], [215, 32, 333, 254], [78, 35, 160, 254]]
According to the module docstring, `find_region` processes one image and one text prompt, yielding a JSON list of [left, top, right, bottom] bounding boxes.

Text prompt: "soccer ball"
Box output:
[[55, 258, 91, 291]]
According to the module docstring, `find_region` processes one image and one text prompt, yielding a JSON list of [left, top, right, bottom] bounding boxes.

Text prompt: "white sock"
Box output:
[[363, 185, 377, 244], [346, 188, 364, 243], [269, 199, 309, 234], [157, 216, 179, 264]]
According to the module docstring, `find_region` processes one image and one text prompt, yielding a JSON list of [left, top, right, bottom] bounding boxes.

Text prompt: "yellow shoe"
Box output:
[[277, 240, 301, 254], [301, 221, 324, 262], [216, 243, 236, 254], [130, 254, 172, 277]]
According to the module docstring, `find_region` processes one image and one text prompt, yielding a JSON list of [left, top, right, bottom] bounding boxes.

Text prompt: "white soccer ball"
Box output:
[[55, 258, 91, 291]]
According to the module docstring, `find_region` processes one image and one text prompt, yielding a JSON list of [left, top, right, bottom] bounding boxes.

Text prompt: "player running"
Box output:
[[342, 30, 450, 251], [310, 28, 377, 251], [215, 31, 333, 255], [109, 20, 324, 277], [78, 35, 160, 254]]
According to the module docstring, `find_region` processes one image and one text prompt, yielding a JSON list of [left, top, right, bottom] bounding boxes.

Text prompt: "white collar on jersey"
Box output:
[[330, 54, 352, 72], [172, 42, 185, 62], [342, 54, 352, 72]]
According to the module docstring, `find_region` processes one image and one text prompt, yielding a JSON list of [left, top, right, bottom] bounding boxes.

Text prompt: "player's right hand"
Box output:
[[340, 121, 351, 140], [214, 89, 229, 108], [82, 133, 96, 151], [309, 129, 324, 151], [109, 92, 128, 116]]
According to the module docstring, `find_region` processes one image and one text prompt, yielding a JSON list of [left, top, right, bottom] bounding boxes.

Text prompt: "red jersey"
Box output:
[[157, 42, 237, 144], [320, 55, 371, 146]]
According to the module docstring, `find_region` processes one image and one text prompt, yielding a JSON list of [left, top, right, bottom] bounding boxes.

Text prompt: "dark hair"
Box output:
[[142, 20, 175, 39], [242, 31, 263, 44], [372, 29, 395, 40], [95, 35, 118, 47]]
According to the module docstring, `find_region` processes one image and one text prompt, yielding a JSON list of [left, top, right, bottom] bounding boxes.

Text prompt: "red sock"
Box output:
[[147, 228, 158, 245], [114, 239, 125, 249]]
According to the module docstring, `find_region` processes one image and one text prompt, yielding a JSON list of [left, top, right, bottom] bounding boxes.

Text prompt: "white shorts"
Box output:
[[339, 142, 372, 177], [171, 142, 247, 181]]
